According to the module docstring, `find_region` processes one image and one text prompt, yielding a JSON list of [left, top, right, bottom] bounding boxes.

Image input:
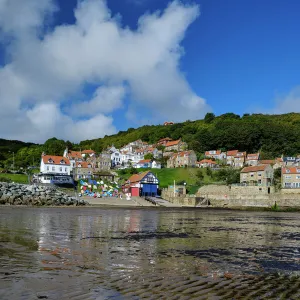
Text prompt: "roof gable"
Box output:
[[42, 155, 70, 165]]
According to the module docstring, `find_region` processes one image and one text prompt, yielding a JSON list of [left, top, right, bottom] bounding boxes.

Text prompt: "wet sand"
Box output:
[[1, 207, 300, 299]]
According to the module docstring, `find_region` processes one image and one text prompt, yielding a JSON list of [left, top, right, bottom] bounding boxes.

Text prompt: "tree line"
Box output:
[[1, 112, 300, 169]]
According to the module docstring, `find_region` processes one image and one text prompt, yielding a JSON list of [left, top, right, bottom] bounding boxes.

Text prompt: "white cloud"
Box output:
[[71, 85, 126, 117], [0, 0, 56, 36], [25, 103, 116, 142], [270, 87, 300, 114], [0, 0, 210, 143]]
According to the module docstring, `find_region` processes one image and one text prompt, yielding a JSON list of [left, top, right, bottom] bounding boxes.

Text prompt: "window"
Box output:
[[258, 172, 262, 177], [59, 167, 62, 171], [52, 166, 55, 171], [296, 175, 300, 179], [47, 166, 49, 171], [285, 175, 291, 179], [65, 168, 67, 172]]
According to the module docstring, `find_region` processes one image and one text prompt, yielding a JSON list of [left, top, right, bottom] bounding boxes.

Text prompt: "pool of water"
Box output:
[[0, 207, 300, 299]]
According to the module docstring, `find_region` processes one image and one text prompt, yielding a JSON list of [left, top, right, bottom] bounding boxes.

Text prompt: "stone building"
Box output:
[[281, 167, 300, 189], [73, 162, 93, 180], [164, 139, 187, 152], [240, 165, 274, 186], [167, 150, 197, 168], [97, 152, 111, 170]]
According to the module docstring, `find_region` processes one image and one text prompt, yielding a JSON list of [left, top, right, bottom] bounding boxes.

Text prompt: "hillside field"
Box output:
[[117, 167, 220, 194]]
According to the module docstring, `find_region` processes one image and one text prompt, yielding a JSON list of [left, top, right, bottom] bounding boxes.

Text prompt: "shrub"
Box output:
[[0, 176, 12, 183]]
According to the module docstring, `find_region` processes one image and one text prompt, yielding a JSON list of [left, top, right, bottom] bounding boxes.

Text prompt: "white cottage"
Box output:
[[39, 155, 73, 184]]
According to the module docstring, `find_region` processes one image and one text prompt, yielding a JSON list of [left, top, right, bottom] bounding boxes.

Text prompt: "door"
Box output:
[[131, 187, 139, 197]]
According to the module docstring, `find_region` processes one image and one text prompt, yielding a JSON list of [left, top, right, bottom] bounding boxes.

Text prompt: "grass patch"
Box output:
[[117, 167, 216, 190], [0, 173, 28, 184]]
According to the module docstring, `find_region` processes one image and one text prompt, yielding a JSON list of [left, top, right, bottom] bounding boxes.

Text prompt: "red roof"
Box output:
[[205, 150, 221, 156], [241, 165, 269, 173], [227, 150, 239, 156], [42, 155, 70, 165], [75, 161, 91, 168], [82, 149, 95, 154], [199, 159, 217, 164], [282, 167, 300, 174], [259, 160, 275, 165], [158, 137, 172, 142], [235, 152, 246, 157], [69, 151, 82, 159], [178, 151, 193, 157], [138, 159, 151, 164], [165, 140, 181, 147], [128, 171, 150, 183]]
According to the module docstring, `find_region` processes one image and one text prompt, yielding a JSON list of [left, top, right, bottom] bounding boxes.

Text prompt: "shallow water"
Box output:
[[0, 207, 300, 299]]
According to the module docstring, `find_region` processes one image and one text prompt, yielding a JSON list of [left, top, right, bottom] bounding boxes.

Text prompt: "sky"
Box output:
[[0, 0, 300, 143]]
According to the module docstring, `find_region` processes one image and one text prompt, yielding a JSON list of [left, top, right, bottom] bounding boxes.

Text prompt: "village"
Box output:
[[35, 136, 300, 203]]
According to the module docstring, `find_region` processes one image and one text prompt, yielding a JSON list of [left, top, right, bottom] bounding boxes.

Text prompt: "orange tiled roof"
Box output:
[[241, 165, 269, 173], [199, 159, 217, 164], [138, 159, 151, 164], [68, 151, 82, 159], [165, 140, 181, 147], [282, 167, 300, 174], [205, 150, 221, 156], [42, 155, 70, 165], [128, 171, 150, 183], [158, 137, 172, 142], [82, 149, 95, 154], [227, 150, 239, 156], [75, 161, 91, 168], [259, 160, 275, 165], [178, 151, 193, 157], [235, 152, 246, 157]]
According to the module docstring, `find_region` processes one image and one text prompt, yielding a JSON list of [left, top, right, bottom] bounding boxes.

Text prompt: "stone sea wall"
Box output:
[[162, 185, 300, 208], [0, 182, 88, 206]]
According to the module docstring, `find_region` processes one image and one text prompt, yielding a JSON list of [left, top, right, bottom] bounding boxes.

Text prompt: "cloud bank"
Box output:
[[0, 0, 210, 143], [270, 87, 300, 114]]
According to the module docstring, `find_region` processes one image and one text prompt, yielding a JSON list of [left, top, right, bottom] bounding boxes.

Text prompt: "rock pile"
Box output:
[[0, 182, 88, 206]]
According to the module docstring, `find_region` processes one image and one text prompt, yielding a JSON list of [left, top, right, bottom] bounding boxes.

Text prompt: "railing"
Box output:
[[232, 183, 272, 187]]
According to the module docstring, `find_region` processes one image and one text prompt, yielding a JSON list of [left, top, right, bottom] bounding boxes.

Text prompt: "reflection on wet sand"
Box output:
[[0, 207, 300, 299]]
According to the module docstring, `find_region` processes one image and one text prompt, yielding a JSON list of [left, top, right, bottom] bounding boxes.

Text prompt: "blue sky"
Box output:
[[0, 0, 299, 142]]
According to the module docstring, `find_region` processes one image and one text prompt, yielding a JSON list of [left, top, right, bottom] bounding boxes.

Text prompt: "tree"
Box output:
[[206, 167, 213, 177], [204, 113, 216, 124], [65, 140, 73, 150], [144, 153, 154, 160], [274, 168, 281, 185], [128, 166, 138, 175], [197, 169, 204, 181], [43, 138, 66, 155]]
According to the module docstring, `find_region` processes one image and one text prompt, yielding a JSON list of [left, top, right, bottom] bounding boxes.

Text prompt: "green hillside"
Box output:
[[79, 112, 300, 159], [1, 112, 300, 168]]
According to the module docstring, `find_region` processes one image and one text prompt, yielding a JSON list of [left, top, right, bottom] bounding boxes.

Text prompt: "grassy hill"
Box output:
[[117, 167, 221, 194]]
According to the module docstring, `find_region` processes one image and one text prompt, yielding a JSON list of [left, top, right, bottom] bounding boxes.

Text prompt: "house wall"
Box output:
[[281, 173, 300, 188], [73, 167, 93, 180], [40, 159, 71, 175]]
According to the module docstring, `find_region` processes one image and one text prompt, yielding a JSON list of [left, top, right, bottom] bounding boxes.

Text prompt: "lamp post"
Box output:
[[9, 151, 15, 171]]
